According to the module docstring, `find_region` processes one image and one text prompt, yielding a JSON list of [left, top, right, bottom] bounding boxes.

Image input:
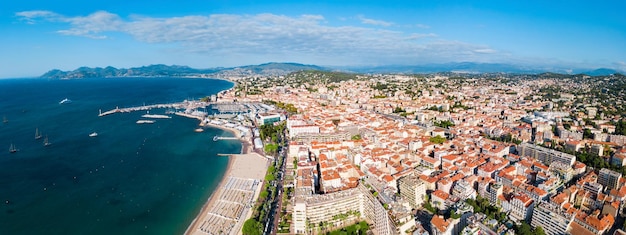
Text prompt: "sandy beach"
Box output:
[[184, 122, 268, 235]]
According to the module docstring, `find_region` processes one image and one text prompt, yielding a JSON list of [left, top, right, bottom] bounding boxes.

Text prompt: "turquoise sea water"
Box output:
[[0, 77, 241, 235]]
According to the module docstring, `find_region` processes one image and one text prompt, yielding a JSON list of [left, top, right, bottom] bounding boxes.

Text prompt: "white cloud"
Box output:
[[406, 33, 437, 40], [58, 11, 123, 39], [17, 10, 122, 38], [16, 10, 502, 65], [415, 24, 430, 29], [16, 10, 61, 24], [357, 15, 393, 27], [473, 49, 497, 54]]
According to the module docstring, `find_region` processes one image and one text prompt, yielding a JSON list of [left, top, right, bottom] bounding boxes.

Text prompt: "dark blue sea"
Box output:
[[0, 77, 241, 235]]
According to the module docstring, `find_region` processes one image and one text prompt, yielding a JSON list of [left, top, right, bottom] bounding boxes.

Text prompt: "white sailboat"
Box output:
[[9, 143, 17, 153], [43, 136, 51, 147], [35, 128, 42, 140]]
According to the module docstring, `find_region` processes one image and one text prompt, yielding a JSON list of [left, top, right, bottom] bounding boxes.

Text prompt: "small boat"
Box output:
[[2, 116, 7, 123], [89, 132, 98, 137], [194, 128, 204, 132], [59, 98, 72, 104], [9, 143, 17, 153], [141, 114, 171, 119], [43, 136, 51, 147], [213, 136, 219, 141], [35, 128, 42, 140], [136, 120, 156, 124]]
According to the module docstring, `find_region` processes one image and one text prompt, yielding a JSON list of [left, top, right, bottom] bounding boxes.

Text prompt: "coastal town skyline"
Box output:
[[2, 0, 625, 78]]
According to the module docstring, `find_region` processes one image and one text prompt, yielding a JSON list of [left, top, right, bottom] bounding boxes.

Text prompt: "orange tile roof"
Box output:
[[450, 173, 464, 182], [442, 154, 459, 162], [422, 156, 438, 164], [501, 165, 516, 174], [513, 193, 534, 207], [383, 175, 394, 183], [421, 175, 438, 183], [583, 213, 614, 231], [448, 165, 459, 172], [432, 189, 450, 200], [574, 161, 587, 169], [430, 215, 450, 233], [552, 192, 569, 205]]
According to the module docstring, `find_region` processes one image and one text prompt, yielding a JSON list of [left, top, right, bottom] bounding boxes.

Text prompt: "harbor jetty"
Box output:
[[98, 101, 210, 117], [213, 136, 239, 141], [174, 112, 204, 121]]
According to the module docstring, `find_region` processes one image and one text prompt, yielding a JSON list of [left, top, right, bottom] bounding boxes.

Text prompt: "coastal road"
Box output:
[[267, 146, 287, 235]]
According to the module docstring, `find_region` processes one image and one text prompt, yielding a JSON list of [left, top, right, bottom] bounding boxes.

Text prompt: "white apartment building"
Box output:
[[531, 202, 573, 235], [598, 168, 622, 190], [289, 125, 321, 138], [487, 183, 502, 206], [452, 180, 477, 201], [293, 184, 396, 234], [398, 173, 426, 209], [508, 193, 534, 223], [518, 143, 576, 167]]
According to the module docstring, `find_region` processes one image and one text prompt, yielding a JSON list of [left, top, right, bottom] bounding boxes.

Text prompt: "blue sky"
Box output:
[[1, 0, 625, 77]]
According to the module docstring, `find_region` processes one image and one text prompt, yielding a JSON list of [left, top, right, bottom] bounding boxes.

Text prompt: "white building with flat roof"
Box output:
[[398, 173, 426, 209]]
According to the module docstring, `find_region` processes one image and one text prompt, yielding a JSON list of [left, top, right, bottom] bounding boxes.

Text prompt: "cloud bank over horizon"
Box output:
[[4, 0, 625, 79], [16, 10, 507, 66]]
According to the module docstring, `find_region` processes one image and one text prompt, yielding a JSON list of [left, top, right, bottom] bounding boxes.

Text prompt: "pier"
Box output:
[[174, 112, 204, 121], [98, 101, 211, 117], [213, 136, 239, 141], [98, 101, 276, 118]]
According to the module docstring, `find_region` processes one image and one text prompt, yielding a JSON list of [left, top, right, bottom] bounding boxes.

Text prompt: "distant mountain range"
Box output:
[[580, 68, 622, 76], [41, 62, 622, 79], [341, 62, 623, 76], [41, 62, 325, 79]]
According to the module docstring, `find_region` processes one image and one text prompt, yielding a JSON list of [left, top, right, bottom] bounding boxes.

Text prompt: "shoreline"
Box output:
[[184, 118, 263, 235], [93, 81, 254, 234], [184, 154, 235, 235]]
